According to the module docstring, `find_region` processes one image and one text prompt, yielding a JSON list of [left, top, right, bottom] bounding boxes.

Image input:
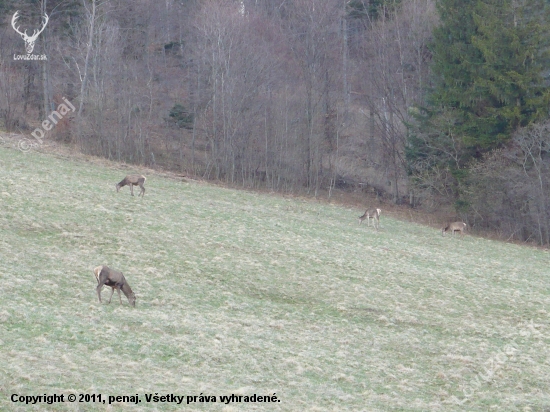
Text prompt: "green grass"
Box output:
[[0, 146, 549, 411]]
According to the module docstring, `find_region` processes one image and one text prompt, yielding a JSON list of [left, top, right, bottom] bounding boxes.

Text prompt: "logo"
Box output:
[[11, 10, 49, 59]]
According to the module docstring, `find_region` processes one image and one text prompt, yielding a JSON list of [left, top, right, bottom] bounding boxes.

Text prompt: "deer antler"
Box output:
[[31, 13, 49, 40], [11, 11, 27, 38]]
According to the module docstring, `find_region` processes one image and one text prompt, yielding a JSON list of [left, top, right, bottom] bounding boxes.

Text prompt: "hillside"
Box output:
[[0, 145, 549, 411]]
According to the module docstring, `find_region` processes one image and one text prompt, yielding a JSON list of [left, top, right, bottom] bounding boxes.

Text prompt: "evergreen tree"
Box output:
[[407, 0, 550, 201], [415, 0, 549, 153], [468, 0, 550, 147], [347, 0, 400, 20]]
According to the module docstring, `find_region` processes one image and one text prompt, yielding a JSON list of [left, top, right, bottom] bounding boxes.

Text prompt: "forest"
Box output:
[[1, 0, 550, 245]]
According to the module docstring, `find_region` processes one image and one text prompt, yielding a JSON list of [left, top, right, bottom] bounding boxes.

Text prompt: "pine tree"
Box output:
[[416, 0, 549, 155], [467, 0, 550, 147], [408, 0, 550, 176]]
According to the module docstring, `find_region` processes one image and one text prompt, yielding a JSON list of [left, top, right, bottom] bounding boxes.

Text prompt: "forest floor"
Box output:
[[0, 136, 549, 411]]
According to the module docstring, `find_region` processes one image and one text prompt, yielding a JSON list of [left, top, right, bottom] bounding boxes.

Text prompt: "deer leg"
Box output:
[[130, 184, 134, 196], [96, 278, 108, 303], [117, 287, 123, 304], [139, 184, 145, 197], [96, 285, 103, 303], [107, 287, 115, 304]]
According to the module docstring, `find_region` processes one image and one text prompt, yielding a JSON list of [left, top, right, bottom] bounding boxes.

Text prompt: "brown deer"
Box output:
[[94, 266, 136, 307], [116, 175, 146, 197], [442, 222, 467, 237], [359, 208, 381, 229]]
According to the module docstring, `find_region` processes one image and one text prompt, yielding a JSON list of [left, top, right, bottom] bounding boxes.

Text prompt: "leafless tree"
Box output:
[[466, 120, 550, 245], [352, 0, 436, 203], [0, 0, 444, 204]]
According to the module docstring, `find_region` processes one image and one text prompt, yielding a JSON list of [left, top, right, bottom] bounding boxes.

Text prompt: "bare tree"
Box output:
[[191, 0, 280, 184], [352, 0, 436, 203], [466, 120, 550, 245], [0, 58, 26, 131], [283, 0, 343, 195], [0, 0, 442, 203]]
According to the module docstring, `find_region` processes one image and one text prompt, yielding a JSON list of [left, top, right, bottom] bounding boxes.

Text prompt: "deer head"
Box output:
[[12, 11, 49, 54]]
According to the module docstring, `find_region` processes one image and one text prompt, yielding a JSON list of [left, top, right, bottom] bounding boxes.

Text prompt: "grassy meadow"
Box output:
[[0, 144, 549, 411]]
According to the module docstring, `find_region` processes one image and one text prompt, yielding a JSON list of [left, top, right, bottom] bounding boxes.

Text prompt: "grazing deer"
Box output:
[[359, 208, 382, 228], [442, 222, 467, 237], [94, 266, 136, 307], [116, 174, 146, 197]]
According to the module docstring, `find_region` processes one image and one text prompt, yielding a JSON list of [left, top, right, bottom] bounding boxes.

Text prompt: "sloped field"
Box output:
[[0, 146, 549, 411]]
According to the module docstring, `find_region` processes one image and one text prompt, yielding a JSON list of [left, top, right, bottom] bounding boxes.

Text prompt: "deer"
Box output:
[[94, 266, 136, 307], [12, 11, 49, 54], [359, 208, 382, 229], [115, 174, 146, 197], [442, 222, 467, 237]]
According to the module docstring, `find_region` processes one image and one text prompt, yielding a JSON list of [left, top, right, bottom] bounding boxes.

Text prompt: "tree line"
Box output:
[[407, 0, 550, 244], [2, 0, 550, 244]]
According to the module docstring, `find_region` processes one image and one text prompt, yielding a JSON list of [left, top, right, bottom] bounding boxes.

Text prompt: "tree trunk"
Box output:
[[77, 0, 97, 151]]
